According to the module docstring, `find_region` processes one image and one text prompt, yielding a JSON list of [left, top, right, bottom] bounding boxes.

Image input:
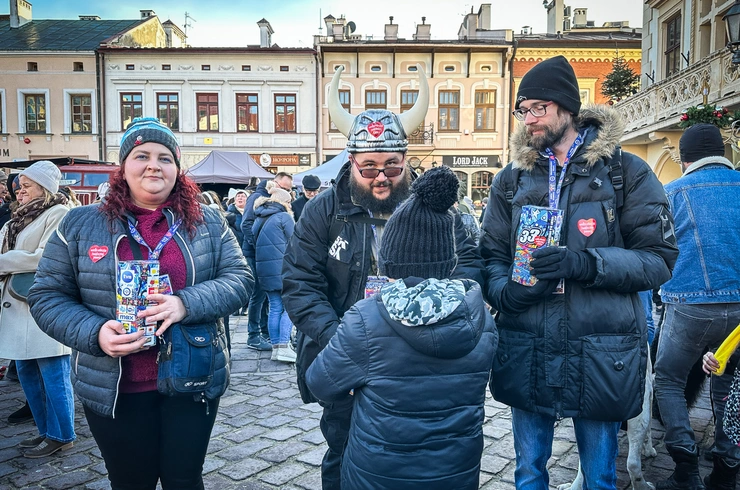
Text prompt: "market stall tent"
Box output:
[[186, 151, 275, 184]]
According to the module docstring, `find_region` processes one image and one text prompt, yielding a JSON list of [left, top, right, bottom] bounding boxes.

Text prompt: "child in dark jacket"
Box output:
[[306, 166, 497, 490]]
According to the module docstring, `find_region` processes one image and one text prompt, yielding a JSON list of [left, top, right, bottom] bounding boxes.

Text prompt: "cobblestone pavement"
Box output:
[[0, 315, 718, 489]]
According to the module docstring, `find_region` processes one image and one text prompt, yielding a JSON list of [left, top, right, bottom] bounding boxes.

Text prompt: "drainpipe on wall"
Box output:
[[95, 50, 106, 161], [506, 38, 518, 164]]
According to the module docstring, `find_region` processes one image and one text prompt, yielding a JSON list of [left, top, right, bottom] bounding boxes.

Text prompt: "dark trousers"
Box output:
[[246, 256, 269, 338], [319, 396, 354, 490], [84, 391, 219, 490]]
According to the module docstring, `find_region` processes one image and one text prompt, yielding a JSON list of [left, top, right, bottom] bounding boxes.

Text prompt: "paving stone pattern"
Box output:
[[0, 315, 719, 489]]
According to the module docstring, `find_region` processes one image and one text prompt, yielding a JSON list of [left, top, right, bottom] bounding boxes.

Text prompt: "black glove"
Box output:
[[530, 246, 596, 282], [500, 270, 559, 314]]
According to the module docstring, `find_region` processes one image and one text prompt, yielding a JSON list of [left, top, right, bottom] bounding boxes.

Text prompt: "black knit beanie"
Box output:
[[679, 123, 726, 163], [119, 117, 181, 167], [379, 166, 459, 280], [516, 55, 581, 116]]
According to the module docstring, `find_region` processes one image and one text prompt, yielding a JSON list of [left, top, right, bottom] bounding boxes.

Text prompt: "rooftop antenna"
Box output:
[[319, 8, 323, 35], [184, 12, 197, 39]]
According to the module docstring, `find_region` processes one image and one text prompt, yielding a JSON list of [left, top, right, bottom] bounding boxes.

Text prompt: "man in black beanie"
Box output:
[[656, 123, 740, 490], [291, 174, 322, 222], [480, 55, 679, 488]]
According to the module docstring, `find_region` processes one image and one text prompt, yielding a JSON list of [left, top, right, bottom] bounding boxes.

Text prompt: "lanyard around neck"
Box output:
[[126, 218, 182, 261], [545, 133, 583, 210]]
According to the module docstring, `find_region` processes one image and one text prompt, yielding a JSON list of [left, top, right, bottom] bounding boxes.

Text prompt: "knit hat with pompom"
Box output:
[[379, 165, 459, 280]]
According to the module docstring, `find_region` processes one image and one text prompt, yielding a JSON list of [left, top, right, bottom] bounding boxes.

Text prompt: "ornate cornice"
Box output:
[[515, 48, 641, 63]]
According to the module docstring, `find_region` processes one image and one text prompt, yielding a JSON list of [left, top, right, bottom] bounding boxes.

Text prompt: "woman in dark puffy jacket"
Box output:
[[27, 118, 252, 489], [253, 181, 296, 363]]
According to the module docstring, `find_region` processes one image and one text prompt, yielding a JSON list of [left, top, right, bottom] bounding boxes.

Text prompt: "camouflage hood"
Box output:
[[379, 278, 487, 359]]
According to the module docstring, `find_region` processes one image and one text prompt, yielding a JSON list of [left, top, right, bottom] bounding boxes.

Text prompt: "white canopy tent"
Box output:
[[293, 150, 348, 188]]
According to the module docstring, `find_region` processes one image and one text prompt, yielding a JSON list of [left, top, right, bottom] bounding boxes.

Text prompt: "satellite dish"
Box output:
[[347, 21, 356, 33]]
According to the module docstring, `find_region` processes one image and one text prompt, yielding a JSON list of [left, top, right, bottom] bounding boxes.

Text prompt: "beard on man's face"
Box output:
[[527, 115, 572, 152], [349, 167, 412, 215]]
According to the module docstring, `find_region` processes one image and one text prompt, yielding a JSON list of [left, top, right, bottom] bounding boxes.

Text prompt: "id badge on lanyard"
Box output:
[[544, 133, 583, 294]]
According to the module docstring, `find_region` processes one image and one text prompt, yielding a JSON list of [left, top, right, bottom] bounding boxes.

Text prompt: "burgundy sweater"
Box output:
[[117, 204, 187, 393]]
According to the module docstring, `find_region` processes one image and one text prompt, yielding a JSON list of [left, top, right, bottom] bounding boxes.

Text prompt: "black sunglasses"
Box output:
[[351, 156, 404, 179]]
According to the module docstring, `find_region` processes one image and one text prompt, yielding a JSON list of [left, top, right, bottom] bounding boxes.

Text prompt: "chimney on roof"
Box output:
[[545, 0, 566, 35], [257, 19, 274, 48], [573, 8, 587, 28], [414, 17, 431, 41], [140, 10, 156, 20], [384, 16, 398, 41], [324, 14, 336, 35], [478, 4, 491, 30], [9, 0, 31, 28], [79, 15, 101, 21]]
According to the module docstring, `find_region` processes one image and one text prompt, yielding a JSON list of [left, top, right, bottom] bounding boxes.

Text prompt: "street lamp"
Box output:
[[724, 0, 740, 64]]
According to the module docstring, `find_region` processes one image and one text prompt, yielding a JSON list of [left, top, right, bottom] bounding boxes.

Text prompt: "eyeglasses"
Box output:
[[512, 102, 552, 121], [351, 156, 405, 179]]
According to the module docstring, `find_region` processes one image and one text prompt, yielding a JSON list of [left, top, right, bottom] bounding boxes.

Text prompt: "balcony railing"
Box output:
[[616, 49, 740, 136], [408, 123, 434, 145]]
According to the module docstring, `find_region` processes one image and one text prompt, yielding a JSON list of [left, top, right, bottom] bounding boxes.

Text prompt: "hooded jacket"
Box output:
[[282, 161, 484, 404], [240, 180, 269, 258], [252, 198, 295, 292], [479, 105, 678, 421], [27, 204, 252, 417], [306, 278, 496, 490]]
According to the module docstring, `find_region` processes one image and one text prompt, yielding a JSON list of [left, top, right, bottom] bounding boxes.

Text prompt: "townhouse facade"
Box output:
[[316, 7, 514, 206], [0, 2, 163, 164], [617, 0, 739, 184], [100, 22, 317, 173]]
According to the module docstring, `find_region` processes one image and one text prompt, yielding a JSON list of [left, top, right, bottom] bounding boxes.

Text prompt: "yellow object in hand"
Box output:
[[714, 323, 740, 376]]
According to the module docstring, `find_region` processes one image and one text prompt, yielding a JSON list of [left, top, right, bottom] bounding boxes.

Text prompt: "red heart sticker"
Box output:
[[577, 219, 597, 237], [88, 245, 108, 263], [533, 236, 547, 247], [367, 121, 385, 138]]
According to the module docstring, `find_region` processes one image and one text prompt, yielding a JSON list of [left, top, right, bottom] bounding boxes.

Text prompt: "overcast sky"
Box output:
[[20, 0, 643, 48]]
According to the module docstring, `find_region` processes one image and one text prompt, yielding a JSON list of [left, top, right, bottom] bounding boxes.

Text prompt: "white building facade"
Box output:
[[100, 46, 318, 173]]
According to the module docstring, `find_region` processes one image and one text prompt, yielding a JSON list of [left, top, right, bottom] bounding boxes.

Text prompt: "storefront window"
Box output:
[[471, 171, 494, 209]]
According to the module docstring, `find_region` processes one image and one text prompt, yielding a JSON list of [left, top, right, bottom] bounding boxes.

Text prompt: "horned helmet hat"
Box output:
[[328, 65, 429, 154]]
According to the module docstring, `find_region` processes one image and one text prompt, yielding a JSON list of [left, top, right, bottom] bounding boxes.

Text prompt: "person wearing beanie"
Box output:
[[306, 166, 496, 489], [480, 55, 678, 488], [291, 174, 322, 222], [0, 159, 73, 458], [655, 123, 740, 490], [27, 117, 251, 486], [252, 180, 296, 363], [283, 65, 483, 490]]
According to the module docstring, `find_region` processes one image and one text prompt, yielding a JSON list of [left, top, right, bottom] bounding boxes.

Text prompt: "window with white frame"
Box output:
[[18, 90, 49, 133], [70, 94, 92, 133]]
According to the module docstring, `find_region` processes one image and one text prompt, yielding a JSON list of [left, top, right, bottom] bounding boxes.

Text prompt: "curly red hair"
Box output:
[[101, 165, 203, 234]]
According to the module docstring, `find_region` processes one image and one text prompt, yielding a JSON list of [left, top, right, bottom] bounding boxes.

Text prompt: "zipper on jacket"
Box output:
[[111, 234, 125, 419], [74, 351, 79, 375]]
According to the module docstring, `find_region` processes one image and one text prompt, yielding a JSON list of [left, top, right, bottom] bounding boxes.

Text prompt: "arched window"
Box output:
[[471, 171, 494, 210]]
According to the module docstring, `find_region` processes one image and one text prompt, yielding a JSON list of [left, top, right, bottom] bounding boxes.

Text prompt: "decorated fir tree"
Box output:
[[601, 55, 640, 102]]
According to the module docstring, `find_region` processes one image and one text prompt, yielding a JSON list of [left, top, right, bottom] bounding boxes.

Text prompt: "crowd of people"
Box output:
[[0, 54, 738, 490]]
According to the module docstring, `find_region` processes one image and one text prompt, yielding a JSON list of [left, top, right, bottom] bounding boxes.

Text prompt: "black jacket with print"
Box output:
[[480, 105, 678, 421], [282, 161, 484, 403]]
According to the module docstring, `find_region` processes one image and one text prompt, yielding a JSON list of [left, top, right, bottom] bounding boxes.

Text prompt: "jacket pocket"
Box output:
[[490, 329, 535, 411], [580, 334, 643, 421]]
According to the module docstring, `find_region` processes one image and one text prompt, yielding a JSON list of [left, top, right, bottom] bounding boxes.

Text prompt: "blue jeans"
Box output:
[[16, 356, 76, 443], [655, 303, 740, 462], [511, 408, 620, 490], [266, 291, 292, 345], [638, 290, 655, 345], [246, 256, 268, 339]]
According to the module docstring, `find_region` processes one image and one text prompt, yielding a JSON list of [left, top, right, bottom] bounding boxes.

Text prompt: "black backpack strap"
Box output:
[[502, 166, 520, 206], [329, 213, 387, 244], [122, 219, 144, 260], [606, 147, 624, 210]]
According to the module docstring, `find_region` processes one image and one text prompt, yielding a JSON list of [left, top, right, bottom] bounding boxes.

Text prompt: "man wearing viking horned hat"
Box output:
[[282, 65, 483, 489]]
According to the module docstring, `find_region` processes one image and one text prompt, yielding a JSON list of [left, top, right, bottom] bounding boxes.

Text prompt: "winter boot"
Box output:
[[704, 456, 739, 490], [657, 446, 706, 490]]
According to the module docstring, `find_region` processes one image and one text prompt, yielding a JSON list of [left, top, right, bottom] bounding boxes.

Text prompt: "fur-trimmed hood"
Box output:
[[254, 195, 293, 218], [510, 104, 626, 171]]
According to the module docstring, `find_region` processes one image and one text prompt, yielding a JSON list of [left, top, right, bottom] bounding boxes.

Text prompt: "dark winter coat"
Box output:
[[282, 161, 485, 404], [291, 194, 309, 222], [27, 204, 253, 418], [226, 203, 245, 246], [307, 278, 497, 490], [240, 180, 269, 259], [253, 199, 295, 292], [479, 105, 678, 421]]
